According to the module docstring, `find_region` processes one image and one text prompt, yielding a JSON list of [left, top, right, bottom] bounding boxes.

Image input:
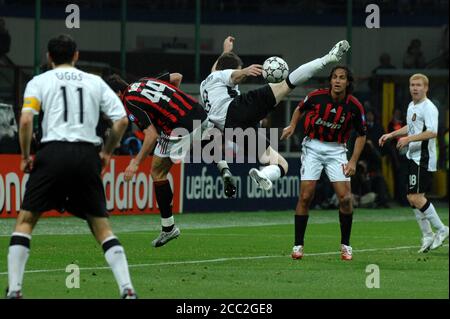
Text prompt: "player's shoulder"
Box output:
[[76, 69, 104, 84], [307, 88, 330, 98], [424, 98, 439, 112], [212, 69, 233, 78], [346, 94, 364, 109], [27, 69, 54, 83], [201, 70, 227, 87]]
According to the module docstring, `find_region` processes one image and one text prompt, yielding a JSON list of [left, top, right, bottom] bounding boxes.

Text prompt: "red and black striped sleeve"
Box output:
[[297, 89, 329, 113], [297, 92, 314, 112], [123, 95, 152, 131], [348, 95, 367, 136]]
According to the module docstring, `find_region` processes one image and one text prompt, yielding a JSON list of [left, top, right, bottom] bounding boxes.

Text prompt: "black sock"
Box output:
[[295, 215, 309, 245], [154, 180, 174, 232], [339, 212, 353, 246]]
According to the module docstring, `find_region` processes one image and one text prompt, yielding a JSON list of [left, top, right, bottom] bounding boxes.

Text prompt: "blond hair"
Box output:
[[409, 73, 429, 87]]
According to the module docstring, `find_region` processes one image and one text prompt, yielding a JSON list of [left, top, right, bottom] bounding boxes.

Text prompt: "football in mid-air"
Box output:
[[262, 56, 289, 83]]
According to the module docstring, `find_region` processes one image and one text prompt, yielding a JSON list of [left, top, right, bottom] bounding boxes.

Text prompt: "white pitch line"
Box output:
[[0, 244, 447, 276]]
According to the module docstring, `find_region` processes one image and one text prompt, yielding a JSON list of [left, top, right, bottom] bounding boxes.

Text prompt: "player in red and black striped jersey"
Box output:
[[282, 66, 367, 261], [298, 88, 366, 144], [123, 74, 207, 136], [106, 72, 210, 248]]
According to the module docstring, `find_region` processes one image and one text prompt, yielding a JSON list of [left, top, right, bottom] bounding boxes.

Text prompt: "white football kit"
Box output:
[[22, 66, 126, 145], [406, 98, 438, 171], [199, 69, 239, 131]]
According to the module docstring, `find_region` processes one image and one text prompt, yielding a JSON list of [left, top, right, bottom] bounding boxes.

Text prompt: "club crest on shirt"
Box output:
[[412, 113, 416, 121]]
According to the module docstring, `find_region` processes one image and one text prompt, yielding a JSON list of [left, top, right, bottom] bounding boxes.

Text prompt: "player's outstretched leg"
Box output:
[[268, 40, 350, 105], [325, 40, 351, 64], [218, 160, 237, 198]]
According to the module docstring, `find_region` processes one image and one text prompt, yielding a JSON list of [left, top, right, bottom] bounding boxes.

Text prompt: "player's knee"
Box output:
[[151, 168, 167, 181], [407, 194, 422, 208], [299, 190, 314, 205], [338, 194, 352, 210]]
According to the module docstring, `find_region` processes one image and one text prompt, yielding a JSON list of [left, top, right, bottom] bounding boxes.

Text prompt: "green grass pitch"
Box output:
[[0, 207, 448, 299]]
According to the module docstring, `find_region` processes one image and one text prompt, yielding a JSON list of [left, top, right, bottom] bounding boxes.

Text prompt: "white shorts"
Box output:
[[154, 120, 212, 161], [300, 137, 350, 182]]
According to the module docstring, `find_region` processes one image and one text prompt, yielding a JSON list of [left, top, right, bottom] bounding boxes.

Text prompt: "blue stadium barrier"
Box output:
[[182, 158, 301, 212]]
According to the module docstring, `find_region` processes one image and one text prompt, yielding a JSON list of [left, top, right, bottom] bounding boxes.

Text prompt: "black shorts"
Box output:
[[407, 159, 433, 194], [21, 142, 108, 219], [225, 85, 277, 129], [224, 85, 276, 160]]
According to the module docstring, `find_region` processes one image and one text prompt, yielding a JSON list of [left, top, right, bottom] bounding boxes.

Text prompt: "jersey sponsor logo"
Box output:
[[412, 113, 416, 121], [315, 117, 342, 129]]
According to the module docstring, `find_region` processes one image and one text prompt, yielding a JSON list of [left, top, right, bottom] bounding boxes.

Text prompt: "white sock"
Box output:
[[288, 57, 328, 86], [422, 202, 445, 231], [161, 216, 175, 227], [217, 160, 230, 174], [8, 232, 32, 292], [260, 165, 281, 182], [413, 209, 433, 237], [102, 236, 134, 293]]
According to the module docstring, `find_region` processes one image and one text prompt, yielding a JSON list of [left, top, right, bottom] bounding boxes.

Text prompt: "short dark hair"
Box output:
[[105, 74, 129, 93], [216, 52, 243, 70], [328, 65, 354, 93], [47, 34, 77, 65]]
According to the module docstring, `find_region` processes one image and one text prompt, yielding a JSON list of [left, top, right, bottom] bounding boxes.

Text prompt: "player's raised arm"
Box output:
[[281, 106, 302, 140], [230, 64, 263, 84], [211, 36, 235, 73]]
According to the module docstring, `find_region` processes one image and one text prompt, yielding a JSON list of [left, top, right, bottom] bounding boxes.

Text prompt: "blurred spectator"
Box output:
[[369, 54, 396, 112], [441, 25, 449, 67], [311, 173, 334, 209], [403, 39, 426, 69], [372, 53, 396, 74], [386, 109, 409, 205], [350, 160, 378, 208], [357, 109, 390, 208], [366, 109, 385, 147], [0, 103, 19, 154], [0, 17, 11, 65], [387, 108, 404, 135]]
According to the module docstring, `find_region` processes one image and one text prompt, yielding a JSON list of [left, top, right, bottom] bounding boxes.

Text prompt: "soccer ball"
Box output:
[[262, 56, 289, 83]]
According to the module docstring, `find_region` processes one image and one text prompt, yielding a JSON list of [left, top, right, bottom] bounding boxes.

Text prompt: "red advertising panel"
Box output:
[[0, 155, 183, 218]]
